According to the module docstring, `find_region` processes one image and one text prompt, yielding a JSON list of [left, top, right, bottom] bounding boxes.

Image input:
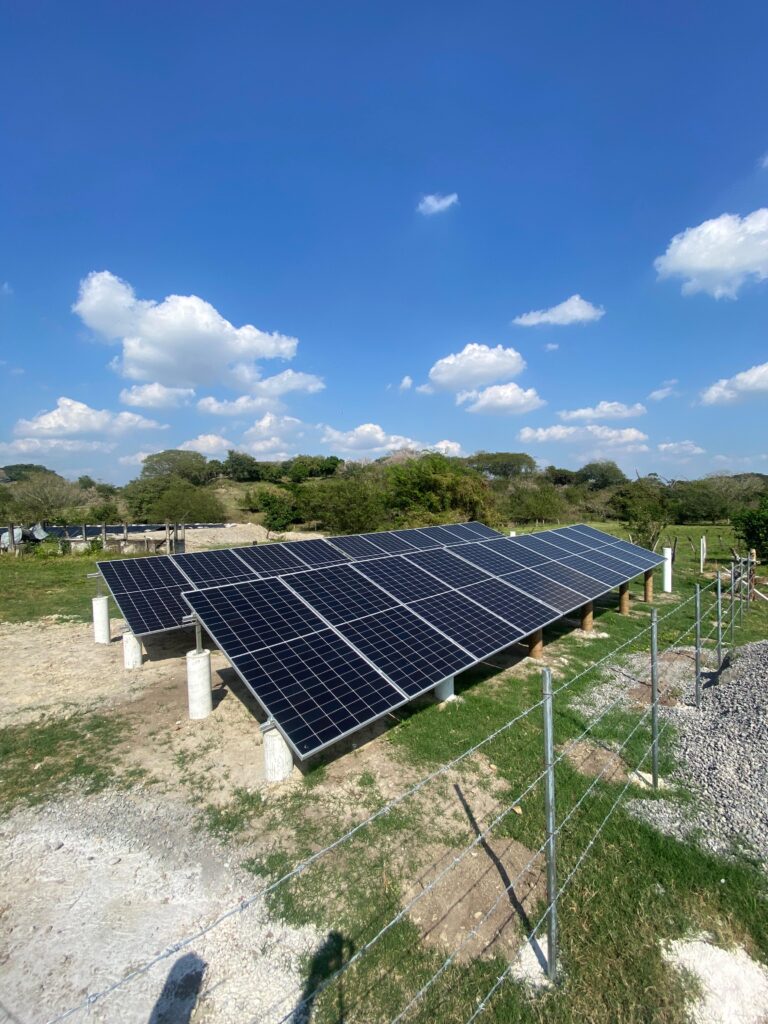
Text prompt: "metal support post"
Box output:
[[650, 609, 659, 790], [195, 620, 203, 655], [541, 666, 558, 981], [739, 559, 744, 627], [694, 585, 702, 710], [729, 563, 735, 654], [716, 575, 723, 669]]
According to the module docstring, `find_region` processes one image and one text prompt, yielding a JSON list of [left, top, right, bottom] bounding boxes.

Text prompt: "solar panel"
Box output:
[[408, 590, 523, 659], [234, 543, 307, 574], [507, 535, 564, 560], [461, 522, 505, 539], [561, 554, 627, 587], [338, 606, 474, 697], [99, 555, 188, 594], [328, 534, 386, 559], [582, 548, 647, 577], [282, 565, 398, 626], [439, 523, 489, 542], [455, 540, 528, 574], [501, 568, 588, 614], [605, 539, 665, 569], [549, 526, 597, 549], [531, 532, 594, 556], [287, 538, 350, 567], [97, 556, 193, 636], [172, 549, 258, 587], [415, 525, 466, 546], [359, 531, 420, 554], [389, 528, 443, 550], [184, 579, 327, 656], [533, 561, 609, 601], [354, 555, 450, 602], [570, 524, 618, 543], [404, 548, 491, 588], [231, 631, 406, 757], [460, 579, 557, 636], [494, 538, 551, 567]]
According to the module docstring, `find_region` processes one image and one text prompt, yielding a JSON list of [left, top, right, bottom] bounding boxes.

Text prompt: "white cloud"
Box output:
[[700, 360, 768, 404], [657, 440, 706, 457], [519, 424, 648, 449], [15, 397, 165, 437], [197, 370, 324, 415], [242, 412, 305, 442], [458, 382, 546, 415], [399, 375, 413, 391], [761, 154, 768, 170], [1, 282, 12, 296], [120, 383, 196, 408], [0, 438, 116, 455], [427, 343, 526, 391], [512, 294, 604, 327], [647, 379, 679, 401], [415, 383, 434, 394], [73, 270, 302, 389], [178, 433, 234, 456], [321, 422, 422, 454], [654, 209, 768, 298], [431, 439, 463, 457], [417, 193, 459, 215], [558, 401, 646, 422], [118, 451, 154, 466], [544, 343, 559, 352]]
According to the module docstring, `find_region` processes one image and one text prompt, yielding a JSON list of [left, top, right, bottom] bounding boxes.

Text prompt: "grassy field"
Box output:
[[0, 520, 766, 1022]]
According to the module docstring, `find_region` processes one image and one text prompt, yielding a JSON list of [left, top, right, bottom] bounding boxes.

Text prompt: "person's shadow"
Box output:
[[148, 953, 206, 1024], [291, 931, 354, 1023]]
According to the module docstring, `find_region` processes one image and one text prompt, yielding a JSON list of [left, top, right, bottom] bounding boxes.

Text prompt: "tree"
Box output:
[[9, 471, 82, 522], [261, 490, 296, 533], [733, 497, 768, 559], [506, 480, 567, 523], [77, 475, 96, 490], [574, 461, 628, 490], [150, 479, 225, 522], [467, 452, 537, 478], [223, 450, 263, 482], [141, 450, 211, 485], [609, 478, 668, 549], [122, 476, 170, 521], [543, 465, 577, 486], [2, 463, 50, 482]]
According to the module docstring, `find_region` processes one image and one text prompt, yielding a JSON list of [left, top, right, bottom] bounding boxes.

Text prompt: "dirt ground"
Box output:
[[144, 521, 324, 552]]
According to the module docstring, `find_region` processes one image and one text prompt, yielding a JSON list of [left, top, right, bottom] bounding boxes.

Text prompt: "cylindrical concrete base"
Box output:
[[122, 631, 143, 669], [580, 601, 594, 632], [509, 530, 517, 537], [644, 570, 653, 603], [663, 547, 673, 593], [434, 676, 455, 701], [529, 629, 544, 659], [619, 582, 630, 615], [186, 649, 213, 720], [92, 595, 110, 645], [262, 724, 294, 783]]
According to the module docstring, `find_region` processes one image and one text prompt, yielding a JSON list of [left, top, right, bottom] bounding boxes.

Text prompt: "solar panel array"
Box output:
[[97, 523, 664, 759]]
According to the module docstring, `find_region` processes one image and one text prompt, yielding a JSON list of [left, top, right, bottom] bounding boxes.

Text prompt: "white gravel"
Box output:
[[663, 936, 768, 1024], [0, 788, 319, 1024]]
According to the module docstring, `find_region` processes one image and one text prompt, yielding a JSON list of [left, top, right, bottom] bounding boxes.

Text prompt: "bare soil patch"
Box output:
[[562, 738, 629, 784]]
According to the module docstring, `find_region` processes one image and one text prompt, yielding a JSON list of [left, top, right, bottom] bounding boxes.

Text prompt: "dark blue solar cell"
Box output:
[[570, 524, 618, 544], [286, 538, 350, 567], [98, 555, 187, 595], [109, 586, 190, 635], [533, 561, 609, 601], [548, 527, 594, 550], [461, 522, 504, 539], [501, 568, 587, 614], [234, 543, 307, 575], [582, 548, 643, 578], [561, 554, 627, 586], [405, 548, 491, 587], [354, 555, 450, 602], [491, 539, 551, 567], [438, 523, 488, 542], [389, 528, 443, 550], [531, 532, 594, 556], [359, 532, 420, 554], [328, 535, 386, 559], [416, 525, 466, 546], [604, 539, 665, 568], [282, 565, 398, 625], [460, 579, 557, 636], [409, 591, 523, 659], [172, 549, 258, 587], [453, 541, 527, 575]]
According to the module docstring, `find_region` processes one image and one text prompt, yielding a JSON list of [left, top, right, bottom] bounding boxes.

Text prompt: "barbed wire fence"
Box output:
[[43, 560, 759, 1024]]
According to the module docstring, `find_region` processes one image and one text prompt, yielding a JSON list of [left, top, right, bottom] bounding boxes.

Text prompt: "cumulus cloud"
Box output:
[[657, 440, 706, 457], [118, 451, 154, 466], [120, 383, 196, 408], [427, 343, 526, 391], [512, 294, 604, 327], [15, 397, 165, 437], [558, 401, 646, 422], [417, 193, 459, 215], [0, 438, 116, 455], [458, 382, 545, 415], [399, 375, 413, 391], [700, 360, 768, 404], [654, 209, 768, 298], [431, 439, 463, 457], [544, 343, 559, 352], [519, 424, 648, 449], [73, 270, 303, 389], [321, 422, 422, 453], [242, 412, 305, 441], [647, 379, 679, 401], [197, 370, 324, 415], [178, 434, 234, 455]]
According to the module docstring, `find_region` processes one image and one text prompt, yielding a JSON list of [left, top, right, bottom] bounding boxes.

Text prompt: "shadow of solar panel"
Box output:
[[328, 534, 385, 558], [500, 568, 588, 614], [359, 531, 419, 554], [338, 606, 474, 697], [561, 554, 627, 586], [460, 579, 558, 636], [172, 549, 258, 587], [405, 547, 491, 587], [231, 631, 405, 758], [282, 565, 398, 625], [409, 590, 523, 658], [184, 579, 327, 657], [287, 538, 350, 566], [389, 528, 443, 550], [461, 522, 504, 539], [533, 561, 609, 600], [607, 539, 665, 568], [354, 555, 450, 602], [454, 540, 528, 574], [234, 543, 307, 574]]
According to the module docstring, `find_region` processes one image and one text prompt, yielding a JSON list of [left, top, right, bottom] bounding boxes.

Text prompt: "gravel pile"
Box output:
[[626, 640, 768, 862]]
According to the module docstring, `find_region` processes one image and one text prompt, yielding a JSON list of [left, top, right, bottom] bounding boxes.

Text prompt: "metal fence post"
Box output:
[[739, 558, 744, 627], [730, 563, 736, 654], [541, 666, 558, 981], [650, 609, 659, 789], [716, 574, 723, 669], [694, 585, 702, 711]]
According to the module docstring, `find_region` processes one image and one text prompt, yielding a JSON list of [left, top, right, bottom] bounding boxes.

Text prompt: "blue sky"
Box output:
[[1, 1, 767, 484]]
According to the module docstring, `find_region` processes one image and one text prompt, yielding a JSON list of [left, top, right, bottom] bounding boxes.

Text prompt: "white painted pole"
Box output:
[[92, 595, 111, 644], [186, 649, 213, 719], [509, 530, 517, 537], [663, 546, 673, 593], [434, 676, 456, 701], [699, 536, 706, 574], [262, 722, 294, 782], [122, 631, 143, 669]]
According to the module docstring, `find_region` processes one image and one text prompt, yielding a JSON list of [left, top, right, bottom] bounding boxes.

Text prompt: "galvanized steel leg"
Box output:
[[541, 666, 558, 981], [716, 575, 723, 669], [650, 609, 659, 790], [694, 585, 702, 711]]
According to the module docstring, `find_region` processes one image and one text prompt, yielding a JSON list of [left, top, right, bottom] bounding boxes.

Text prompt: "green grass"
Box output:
[[0, 550, 130, 623], [0, 712, 130, 813]]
